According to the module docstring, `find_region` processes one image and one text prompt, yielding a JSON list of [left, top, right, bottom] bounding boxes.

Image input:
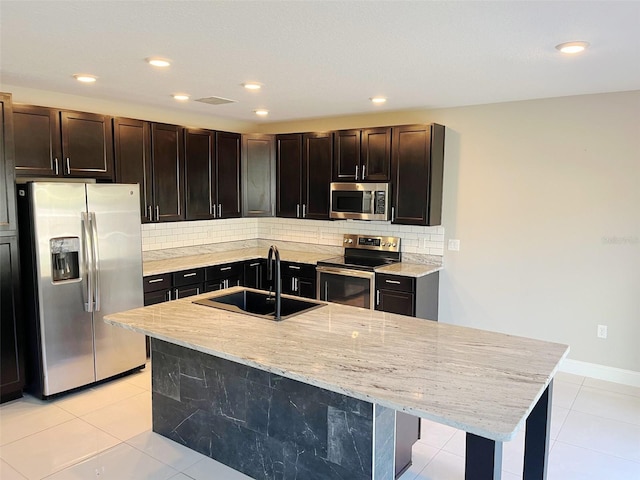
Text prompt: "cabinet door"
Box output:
[[1, 236, 24, 403], [242, 134, 275, 217], [333, 129, 360, 181], [1, 94, 17, 232], [276, 134, 302, 218], [185, 128, 215, 220], [60, 111, 113, 179], [144, 289, 172, 306], [361, 127, 391, 181], [244, 259, 267, 290], [302, 132, 332, 220], [151, 123, 185, 222], [113, 118, 153, 222], [216, 131, 242, 219], [376, 289, 414, 317], [174, 284, 202, 299], [297, 277, 317, 299], [13, 104, 60, 176], [391, 124, 445, 226]]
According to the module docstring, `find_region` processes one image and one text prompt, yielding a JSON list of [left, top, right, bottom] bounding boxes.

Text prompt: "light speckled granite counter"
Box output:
[[143, 247, 441, 278], [105, 287, 568, 442]]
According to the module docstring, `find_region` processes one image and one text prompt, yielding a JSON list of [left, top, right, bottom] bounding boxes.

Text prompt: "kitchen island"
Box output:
[[105, 287, 568, 480]]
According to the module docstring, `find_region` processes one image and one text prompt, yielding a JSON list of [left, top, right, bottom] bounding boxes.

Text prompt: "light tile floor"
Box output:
[[0, 368, 638, 479]]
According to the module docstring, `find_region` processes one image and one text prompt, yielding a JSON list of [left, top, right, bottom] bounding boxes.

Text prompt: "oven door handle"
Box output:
[[316, 266, 375, 279]]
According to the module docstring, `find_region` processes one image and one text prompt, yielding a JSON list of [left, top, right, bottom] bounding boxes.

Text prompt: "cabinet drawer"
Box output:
[[376, 274, 414, 292], [282, 261, 316, 279], [143, 273, 172, 293], [206, 262, 243, 281], [144, 289, 172, 305], [172, 268, 205, 287]]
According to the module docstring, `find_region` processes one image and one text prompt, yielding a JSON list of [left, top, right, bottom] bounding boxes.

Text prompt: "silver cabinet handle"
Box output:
[[148, 278, 164, 284], [54, 158, 59, 175], [249, 262, 260, 267], [209, 204, 214, 216], [174, 288, 179, 298], [147, 206, 153, 221], [218, 204, 222, 218], [385, 279, 401, 284], [362, 165, 366, 179], [156, 206, 160, 222], [196, 287, 201, 295], [296, 204, 300, 218], [288, 265, 301, 270], [66, 157, 71, 175], [166, 290, 172, 301], [391, 206, 395, 221], [303, 204, 306, 218], [355, 165, 359, 180], [89, 212, 101, 311], [291, 277, 295, 291], [376, 290, 380, 306], [220, 266, 232, 271], [183, 272, 197, 278]]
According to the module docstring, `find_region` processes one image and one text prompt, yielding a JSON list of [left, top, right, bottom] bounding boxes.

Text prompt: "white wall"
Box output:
[[258, 91, 640, 374]]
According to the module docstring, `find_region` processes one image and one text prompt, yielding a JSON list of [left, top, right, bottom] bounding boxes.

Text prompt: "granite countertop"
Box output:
[[143, 248, 441, 278], [105, 287, 569, 442]]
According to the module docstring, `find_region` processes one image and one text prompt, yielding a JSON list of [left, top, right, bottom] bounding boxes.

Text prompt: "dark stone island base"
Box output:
[[151, 338, 396, 480]]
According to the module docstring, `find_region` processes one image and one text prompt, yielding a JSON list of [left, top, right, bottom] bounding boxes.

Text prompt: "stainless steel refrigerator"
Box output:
[[17, 182, 146, 398]]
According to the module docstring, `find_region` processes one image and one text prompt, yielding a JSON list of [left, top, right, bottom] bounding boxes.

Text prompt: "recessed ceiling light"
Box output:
[[73, 74, 97, 83], [370, 96, 387, 104], [555, 41, 590, 54], [173, 94, 190, 101], [146, 57, 171, 67], [254, 109, 269, 116], [243, 82, 263, 90]]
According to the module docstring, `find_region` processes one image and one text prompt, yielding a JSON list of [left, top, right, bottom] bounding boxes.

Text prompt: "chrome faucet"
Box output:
[[267, 245, 282, 320]]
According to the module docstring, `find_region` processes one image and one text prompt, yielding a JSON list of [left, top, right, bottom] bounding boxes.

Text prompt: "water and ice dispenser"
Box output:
[[50, 237, 80, 282]]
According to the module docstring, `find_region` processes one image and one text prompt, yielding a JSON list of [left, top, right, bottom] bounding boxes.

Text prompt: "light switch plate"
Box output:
[[448, 239, 460, 251]]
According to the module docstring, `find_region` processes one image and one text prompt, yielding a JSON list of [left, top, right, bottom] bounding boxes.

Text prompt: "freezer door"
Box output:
[[86, 184, 146, 380], [30, 183, 96, 396]]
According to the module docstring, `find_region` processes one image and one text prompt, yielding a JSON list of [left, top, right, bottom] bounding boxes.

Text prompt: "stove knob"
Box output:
[[344, 239, 349, 243], [381, 242, 386, 247], [391, 243, 396, 247], [347, 239, 353, 244]]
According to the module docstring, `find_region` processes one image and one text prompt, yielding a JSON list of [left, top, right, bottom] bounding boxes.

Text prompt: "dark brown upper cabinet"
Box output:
[[114, 118, 184, 223], [214, 131, 242, 219], [184, 129, 241, 221], [113, 117, 152, 222], [391, 124, 445, 226], [276, 132, 332, 220], [1, 93, 17, 233], [13, 105, 113, 179], [333, 127, 390, 182], [242, 134, 275, 217]]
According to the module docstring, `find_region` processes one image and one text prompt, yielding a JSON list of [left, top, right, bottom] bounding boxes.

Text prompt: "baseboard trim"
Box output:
[[560, 359, 640, 387]]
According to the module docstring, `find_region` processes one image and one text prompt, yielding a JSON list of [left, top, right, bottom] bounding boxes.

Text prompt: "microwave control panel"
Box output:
[[374, 191, 386, 214]]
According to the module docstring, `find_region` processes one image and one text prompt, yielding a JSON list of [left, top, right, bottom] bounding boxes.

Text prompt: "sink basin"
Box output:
[[192, 288, 325, 321]]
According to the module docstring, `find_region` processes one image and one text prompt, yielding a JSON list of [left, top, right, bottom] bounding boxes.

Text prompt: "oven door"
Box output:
[[316, 266, 375, 309]]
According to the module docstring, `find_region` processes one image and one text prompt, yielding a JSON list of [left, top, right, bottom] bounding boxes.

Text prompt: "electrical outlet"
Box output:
[[597, 325, 608, 339], [448, 239, 460, 251]]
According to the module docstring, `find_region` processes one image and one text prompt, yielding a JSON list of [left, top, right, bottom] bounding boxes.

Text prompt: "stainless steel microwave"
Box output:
[[329, 182, 390, 221]]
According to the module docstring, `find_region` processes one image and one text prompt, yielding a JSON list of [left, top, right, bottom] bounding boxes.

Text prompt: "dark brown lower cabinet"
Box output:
[[244, 259, 268, 290], [281, 262, 316, 299], [1, 236, 24, 403], [375, 271, 440, 477]]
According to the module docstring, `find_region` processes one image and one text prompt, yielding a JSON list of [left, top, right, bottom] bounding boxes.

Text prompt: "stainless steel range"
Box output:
[[316, 234, 401, 309]]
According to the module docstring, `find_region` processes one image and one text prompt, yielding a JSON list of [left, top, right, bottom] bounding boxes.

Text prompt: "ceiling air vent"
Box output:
[[194, 96, 237, 106]]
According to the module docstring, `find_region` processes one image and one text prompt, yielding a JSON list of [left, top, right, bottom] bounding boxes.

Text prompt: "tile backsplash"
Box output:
[[142, 217, 444, 256]]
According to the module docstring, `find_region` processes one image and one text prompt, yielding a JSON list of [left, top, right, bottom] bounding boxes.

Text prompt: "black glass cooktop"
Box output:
[[317, 255, 398, 271]]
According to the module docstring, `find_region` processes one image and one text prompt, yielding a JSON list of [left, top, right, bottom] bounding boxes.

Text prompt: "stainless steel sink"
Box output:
[[192, 288, 326, 321]]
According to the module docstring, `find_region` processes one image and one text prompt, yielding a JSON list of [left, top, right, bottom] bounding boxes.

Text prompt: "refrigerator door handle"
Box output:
[[81, 212, 94, 312], [89, 212, 101, 311]]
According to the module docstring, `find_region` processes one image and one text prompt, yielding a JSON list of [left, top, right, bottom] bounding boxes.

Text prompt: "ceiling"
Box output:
[[1, 1, 639, 124]]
